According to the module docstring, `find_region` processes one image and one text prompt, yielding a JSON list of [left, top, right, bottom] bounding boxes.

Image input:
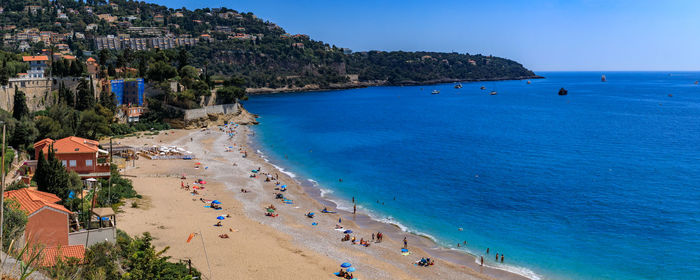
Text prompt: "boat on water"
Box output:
[[527, 80, 531, 84], [431, 90, 440, 94], [454, 83, 463, 89], [480, 86, 486, 90], [490, 91, 497, 95], [601, 74, 607, 82]]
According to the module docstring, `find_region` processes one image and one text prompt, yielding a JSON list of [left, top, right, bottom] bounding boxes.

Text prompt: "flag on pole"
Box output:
[[187, 233, 195, 243]]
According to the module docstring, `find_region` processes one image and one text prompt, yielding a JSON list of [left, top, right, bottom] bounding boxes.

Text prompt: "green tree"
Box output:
[[177, 48, 189, 70], [121, 232, 196, 280], [76, 79, 96, 111], [10, 117, 37, 151], [146, 61, 177, 82], [12, 87, 29, 120], [2, 199, 27, 249], [0, 65, 9, 86], [35, 146, 74, 201], [216, 86, 245, 104], [78, 110, 111, 139], [99, 90, 117, 113], [98, 49, 110, 66]]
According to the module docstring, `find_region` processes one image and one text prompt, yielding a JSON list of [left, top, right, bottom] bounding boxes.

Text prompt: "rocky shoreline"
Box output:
[[245, 75, 544, 95]]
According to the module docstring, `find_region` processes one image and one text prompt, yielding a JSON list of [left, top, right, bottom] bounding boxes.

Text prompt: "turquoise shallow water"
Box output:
[[243, 72, 700, 280]]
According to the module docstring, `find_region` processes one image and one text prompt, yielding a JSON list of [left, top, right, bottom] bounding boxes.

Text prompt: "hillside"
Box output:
[[0, 0, 539, 91]]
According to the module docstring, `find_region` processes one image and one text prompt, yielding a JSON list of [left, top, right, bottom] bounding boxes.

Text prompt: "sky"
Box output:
[[149, 0, 700, 71]]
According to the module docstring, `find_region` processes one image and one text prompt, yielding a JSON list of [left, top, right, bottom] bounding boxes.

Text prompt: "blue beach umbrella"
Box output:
[[343, 230, 353, 234], [339, 217, 342, 223], [347, 267, 356, 272], [280, 185, 287, 188], [216, 216, 225, 220], [340, 262, 352, 268], [401, 248, 408, 252], [212, 200, 221, 204]]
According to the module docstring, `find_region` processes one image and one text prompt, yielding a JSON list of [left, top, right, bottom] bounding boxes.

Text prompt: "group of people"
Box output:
[[417, 257, 435, 267], [336, 269, 354, 279], [480, 248, 505, 266]]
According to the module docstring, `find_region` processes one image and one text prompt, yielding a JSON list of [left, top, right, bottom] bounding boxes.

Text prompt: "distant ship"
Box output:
[[454, 83, 463, 89], [431, 90, 440, 94], [490, 91, 497, 95], [601, 75, 607, 82], [558, 88, 568, 96], [480, 86, 486, 90]]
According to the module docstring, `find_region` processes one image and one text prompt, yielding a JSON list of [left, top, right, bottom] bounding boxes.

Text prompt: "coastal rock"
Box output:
[[558, 88, 568, 96], [167, 103, 259, 129]]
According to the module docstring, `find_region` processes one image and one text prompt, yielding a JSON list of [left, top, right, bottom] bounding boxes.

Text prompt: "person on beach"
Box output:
[[487, 248, 489, 254], [501, 255, 504, 263], [352, 197, 355, 203], [353, 204, 356, 214], [480, 256, 484, 266], [372, 233, 375, 241], [403, 237, 408, 248], [496, 253, 499, 261], [457, 243, 460, 247]]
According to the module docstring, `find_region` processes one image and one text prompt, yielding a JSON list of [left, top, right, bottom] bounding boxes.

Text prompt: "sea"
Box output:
[[242, 72, 700, 280]]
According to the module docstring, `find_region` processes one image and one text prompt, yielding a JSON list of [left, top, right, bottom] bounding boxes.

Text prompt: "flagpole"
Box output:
[[199, 230, 212, 280]]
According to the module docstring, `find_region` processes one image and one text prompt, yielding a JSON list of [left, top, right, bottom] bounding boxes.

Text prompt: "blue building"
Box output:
[[110, 78, 144, 106]]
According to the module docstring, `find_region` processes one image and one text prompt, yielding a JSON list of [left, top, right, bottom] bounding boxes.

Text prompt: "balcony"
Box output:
[[68, 208, 116, 247]]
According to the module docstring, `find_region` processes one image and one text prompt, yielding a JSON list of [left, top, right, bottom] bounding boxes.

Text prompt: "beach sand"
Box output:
[[113, 127, 527, 280]]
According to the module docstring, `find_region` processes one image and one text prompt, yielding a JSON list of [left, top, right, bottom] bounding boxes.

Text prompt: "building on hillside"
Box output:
[[5, 188, 118, 266], [117, 106, 144, 123], [110, 79, 144, 106], [33, 136, 111, 178], [4, 188, 85, 266], [86, 57, 99, 77], [22, 56, 48, 78]]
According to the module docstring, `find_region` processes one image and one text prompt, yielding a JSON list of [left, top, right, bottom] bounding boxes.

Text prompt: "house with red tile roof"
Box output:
[[34, 136, 111, 178], [22, 55, 48, 78], [4, 189, 85, 266]]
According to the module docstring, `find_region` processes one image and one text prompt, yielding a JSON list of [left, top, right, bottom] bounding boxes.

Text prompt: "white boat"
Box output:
[[431, 90, 440, 94]]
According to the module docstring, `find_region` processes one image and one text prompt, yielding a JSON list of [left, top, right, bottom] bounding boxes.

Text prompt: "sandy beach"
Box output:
[[112, 126, 528, 280]]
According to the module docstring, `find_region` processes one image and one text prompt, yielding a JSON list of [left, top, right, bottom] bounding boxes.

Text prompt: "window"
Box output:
[[61, 160, 67, 166], [69, 160, 76, 167], [85, 160, 93, 167]]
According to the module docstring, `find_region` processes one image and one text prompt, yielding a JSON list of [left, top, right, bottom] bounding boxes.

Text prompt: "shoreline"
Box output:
[[246, 75, 544, 95], [113, 126, 533, 279], [247, 128, 539, 280]]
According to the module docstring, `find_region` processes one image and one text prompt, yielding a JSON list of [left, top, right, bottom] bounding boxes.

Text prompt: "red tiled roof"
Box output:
[[36, 245, 85, 267], [35, 136, 100, 156], [22, 55, 49, 62], [4, 188, 71, 216]]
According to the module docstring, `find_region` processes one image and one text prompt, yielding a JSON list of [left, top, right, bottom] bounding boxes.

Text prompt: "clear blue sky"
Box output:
[[149, 0, 700, 71]]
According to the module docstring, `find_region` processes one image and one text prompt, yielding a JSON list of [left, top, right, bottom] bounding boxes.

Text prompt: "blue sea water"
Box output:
[[242, 72, 700, 280]]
